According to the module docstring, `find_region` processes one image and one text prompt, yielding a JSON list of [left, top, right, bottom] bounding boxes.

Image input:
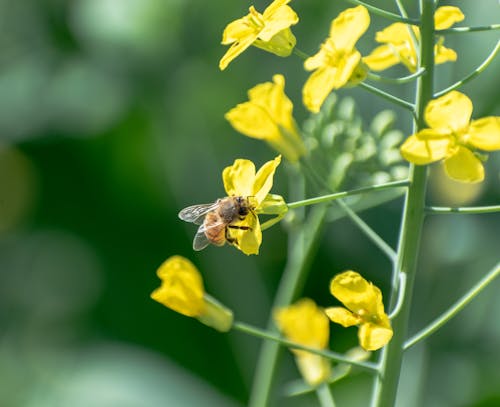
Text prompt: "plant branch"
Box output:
[[438, 24, 500, 33], [435, 39, 500, 97], [341, 0, 418, 24], [358, 82, 416, 115], [404, 262, 500, 349], [336, 199, 397, 262], [367, 69, 425, 84], [316, 384, 337, 407], [287, 180, 410, 209], [233, 321, 380, 372], [425, 205, 500, 215]]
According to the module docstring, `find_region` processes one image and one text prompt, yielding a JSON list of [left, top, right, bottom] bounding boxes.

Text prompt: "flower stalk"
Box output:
[[370, 1, 435, 405]]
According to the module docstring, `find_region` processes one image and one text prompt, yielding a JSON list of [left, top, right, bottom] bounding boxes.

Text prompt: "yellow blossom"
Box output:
[[302, 5, 370, 113], [151, 256, 233, 331], [400, 91, 500, 183], [225, 74, 306, 162], [274, 298, 331, 386], [222, 155, 287, 255], [363, 6, 464, 72], [219, 0, 299, 71], [325, 271, 393, 351]]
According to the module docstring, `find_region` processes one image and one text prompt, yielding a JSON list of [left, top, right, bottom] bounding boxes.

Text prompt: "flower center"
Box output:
[[248, 6, 265, 30], [321, 39, 345, 66]]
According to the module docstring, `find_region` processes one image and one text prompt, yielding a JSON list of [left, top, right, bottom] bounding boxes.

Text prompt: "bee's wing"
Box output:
[[178, 202, 218, 225], [192, 221, 226, 251], [193, 229, 211, 251]]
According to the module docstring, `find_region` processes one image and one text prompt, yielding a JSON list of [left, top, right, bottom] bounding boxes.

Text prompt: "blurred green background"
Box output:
[[1, 0, 499, 406]]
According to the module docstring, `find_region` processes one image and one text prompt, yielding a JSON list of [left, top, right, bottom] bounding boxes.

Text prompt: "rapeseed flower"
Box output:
[[222, 155, 286, 255], [151, 256, 233, 332], [302, 5, 370, 113], [363, 6, 464, 72], [274, 298, 331, 386], [225, 74, 306, 162], [326, 271, 393, 351], [400, 91, 500, 183], [219, 0, 298, 70]]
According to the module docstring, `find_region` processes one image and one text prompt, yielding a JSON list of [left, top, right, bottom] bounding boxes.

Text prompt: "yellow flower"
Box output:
[[302, 5, 370, 113], [225, 74, 306, 162], [325, 271, 393, 351], [363, 6, 464, 72], [400, 91, 500, 183], [151, 256, 233, 332], [222, 155, 287, 255], [274, 298, 331, 386], [219, 0, 299, 71]]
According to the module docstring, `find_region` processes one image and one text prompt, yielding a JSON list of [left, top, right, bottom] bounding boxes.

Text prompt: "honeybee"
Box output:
[[178, 196, 255, 251]]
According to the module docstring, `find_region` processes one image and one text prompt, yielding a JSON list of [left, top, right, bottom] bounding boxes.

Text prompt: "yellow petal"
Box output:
[[219, 34, 258, 70], [468, 117, 500, 151], [325, 306, 361, 327], [435, 42, 457, 64], [425, 91, 472, 132], [222, 158, 256, 197], [303, 67, 336, 113], [229, 210, 262, 255], [375, 22, 415, 45], [274, 298, 330, 349], [329, 5, 370, 52], [304, 46, 328, 72], [253, 155, 282, 204], [329, 271, 378, 314], [295, 353, 331, 386], [151, 256, 205, 317], [443, 146, 485, 183], [358, 322, 393, 351], [303, 48, 362, 113], [434, 6, 465, 30], [221, 16, 256, 45], [400, 134, 451, 164], [225, 102, 277, 140], [363, 44, 401, 71], [260, 2, 298, 42]]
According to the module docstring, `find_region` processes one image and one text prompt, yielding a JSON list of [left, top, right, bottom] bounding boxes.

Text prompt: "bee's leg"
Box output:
[[228, 225, 252, 231], [226, 225, 252, 246]]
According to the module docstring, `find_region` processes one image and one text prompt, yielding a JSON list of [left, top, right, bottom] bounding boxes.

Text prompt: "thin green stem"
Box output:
[[404, 262, 500, 350], [287, 180, 410, 209], [367, 68, 425, 84], [393, 0, 420, 56], [439, 24, 500, 33], [435, 39, 500, 97], [425, 205, 500, 215], [293, 48, 310, 60], [388, 272, 407, 319], [233, 321, 380, 372], [342, 0, 418, 24], [371, 1, 434, 405], [336, 199, 397, 262], [249, 168, 328, 407], [358, 82, 416, 115], [316, 384, 337, 407]]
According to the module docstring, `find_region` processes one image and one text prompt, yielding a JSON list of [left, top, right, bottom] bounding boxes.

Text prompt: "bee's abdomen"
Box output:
[[204, 213, 226, 246]]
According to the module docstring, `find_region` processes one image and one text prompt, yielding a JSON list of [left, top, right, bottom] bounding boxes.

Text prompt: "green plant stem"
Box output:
[[439, 23, 500, 33], [358, 82, 416, 114], [287, 179, 410, 209], [293, 48, 310, 60], [404, 262, 500, 350], [316, 384, 337, 407], [367, 69, 425, 84], [435, 39, 500, 97], [341, 0, 418, 24], [370, 1, 434, 405], [336, 200, 397, 262], [233, 321, 379, 372], [249, 170, 329, 407], [425, 205, 500, 215]]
